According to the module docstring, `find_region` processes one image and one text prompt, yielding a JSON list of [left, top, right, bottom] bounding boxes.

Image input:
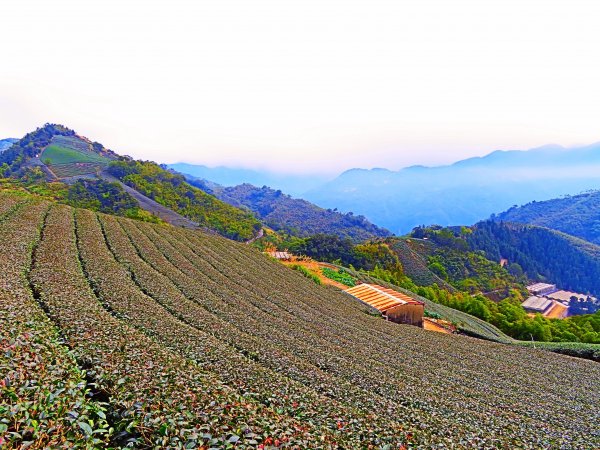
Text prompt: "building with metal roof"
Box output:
[[345, 283, 424, 327], [522, 296, 553, 314], [526, 283, 557, 296], [546, 290, 586, 303]]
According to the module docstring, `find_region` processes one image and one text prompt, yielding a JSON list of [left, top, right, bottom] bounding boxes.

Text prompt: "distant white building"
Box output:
[[546, 290, 585, 304], [522, 296, 553, 314], [526, 283, 557, 296]]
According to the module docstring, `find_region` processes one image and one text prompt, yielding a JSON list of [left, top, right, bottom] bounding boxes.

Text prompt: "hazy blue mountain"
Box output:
[[0, 138, 17, 153], [303, 143, 600, 235], [168, 162, 331, 196]]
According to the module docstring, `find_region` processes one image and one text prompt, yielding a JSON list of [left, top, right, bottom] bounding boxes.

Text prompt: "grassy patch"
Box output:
[[42, 145, 108, 165], [322, 267, 356, 287], [290, 264, 322, 285]]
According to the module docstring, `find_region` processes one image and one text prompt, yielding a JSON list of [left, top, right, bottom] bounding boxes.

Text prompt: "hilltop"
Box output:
[[0, 124, 261, 241], [187, 179, 392, 242], [1, 193, 598, 448], [494, 190, 600, 244]]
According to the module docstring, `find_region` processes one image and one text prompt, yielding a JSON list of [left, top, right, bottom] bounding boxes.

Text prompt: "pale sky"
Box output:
[[2, 0, 600, 174]]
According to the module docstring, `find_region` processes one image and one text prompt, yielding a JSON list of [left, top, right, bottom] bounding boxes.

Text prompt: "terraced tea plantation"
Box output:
[[40, 135, 112, 179], [1, 193, 599, 448]]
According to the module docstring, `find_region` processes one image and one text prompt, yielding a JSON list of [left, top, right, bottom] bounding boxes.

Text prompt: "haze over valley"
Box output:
[[171, 141, 600, 234]]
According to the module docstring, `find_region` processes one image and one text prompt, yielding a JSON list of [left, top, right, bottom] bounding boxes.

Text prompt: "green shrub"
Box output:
[[290, 264, 322, 285]]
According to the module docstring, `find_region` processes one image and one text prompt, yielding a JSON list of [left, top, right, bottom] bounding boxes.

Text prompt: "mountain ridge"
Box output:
[[169, 141, 600, 234], [185, 178, 392, 242], [493, 190, 600, 245], [303, 141, 600, 234], [0, 138, 17, 153]]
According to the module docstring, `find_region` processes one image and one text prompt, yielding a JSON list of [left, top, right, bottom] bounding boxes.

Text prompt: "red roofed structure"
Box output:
[[345, 283, 424, 327]]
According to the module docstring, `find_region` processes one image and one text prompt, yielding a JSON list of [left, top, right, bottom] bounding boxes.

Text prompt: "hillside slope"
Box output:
[[107, 160, 261, 240], [100, 173, 200, 229], [193, 181, 391, 241], [1, 193, 598, 448], [1, 124, 262, 241], [469, 221, 600, 297], [494, 190, 600, 244]]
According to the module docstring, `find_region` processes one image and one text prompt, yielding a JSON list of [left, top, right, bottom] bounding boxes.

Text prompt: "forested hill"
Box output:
[[494, 190, 600, 244], [468, 221, 600, 297], [104, 161, 262, 241], [188, 180, 392, 242], [0, 124, 262, 241]]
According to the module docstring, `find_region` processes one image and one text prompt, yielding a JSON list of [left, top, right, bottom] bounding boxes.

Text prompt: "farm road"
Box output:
[[100, 173, 201, 229]]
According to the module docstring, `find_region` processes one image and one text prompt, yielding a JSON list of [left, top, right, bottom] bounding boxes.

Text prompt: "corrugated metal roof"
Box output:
[[526, 282, 556, 293], [522, 296, 553, 312], [546, 290, 585, 302], [345, 284, 422, 312]]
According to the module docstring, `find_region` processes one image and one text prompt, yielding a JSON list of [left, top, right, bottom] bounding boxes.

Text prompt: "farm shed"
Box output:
[[267, 251, 293, 261], [526, 283, 557, 296], [522, 296, 553, 314], [345, 283, 424, 327], [546, 290, 587, 303]]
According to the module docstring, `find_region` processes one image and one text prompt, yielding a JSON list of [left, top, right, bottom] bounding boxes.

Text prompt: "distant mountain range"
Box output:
[[303, 143, 600, 234], [172, 142, 600, 235], [168, 162, 331, 196], [494, 190, 600, 245]]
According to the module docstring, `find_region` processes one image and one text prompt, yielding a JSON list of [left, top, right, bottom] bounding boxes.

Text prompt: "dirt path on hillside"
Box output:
[[100, 173, 201, 229], [423, 318, 453, 334], [246, 228, 264, 244]]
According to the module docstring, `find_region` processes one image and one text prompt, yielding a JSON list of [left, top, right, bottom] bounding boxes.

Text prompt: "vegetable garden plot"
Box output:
[[119, 218, 421, 444], [32, 206, 315, 448], [48, 162, 106, 178], [0, 193, 26, 218], [70, 211, 336, 446]]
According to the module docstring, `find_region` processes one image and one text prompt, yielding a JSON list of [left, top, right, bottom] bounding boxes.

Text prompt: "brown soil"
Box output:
[[423, 318, 454, 334], [544, 301, 568, 319]]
